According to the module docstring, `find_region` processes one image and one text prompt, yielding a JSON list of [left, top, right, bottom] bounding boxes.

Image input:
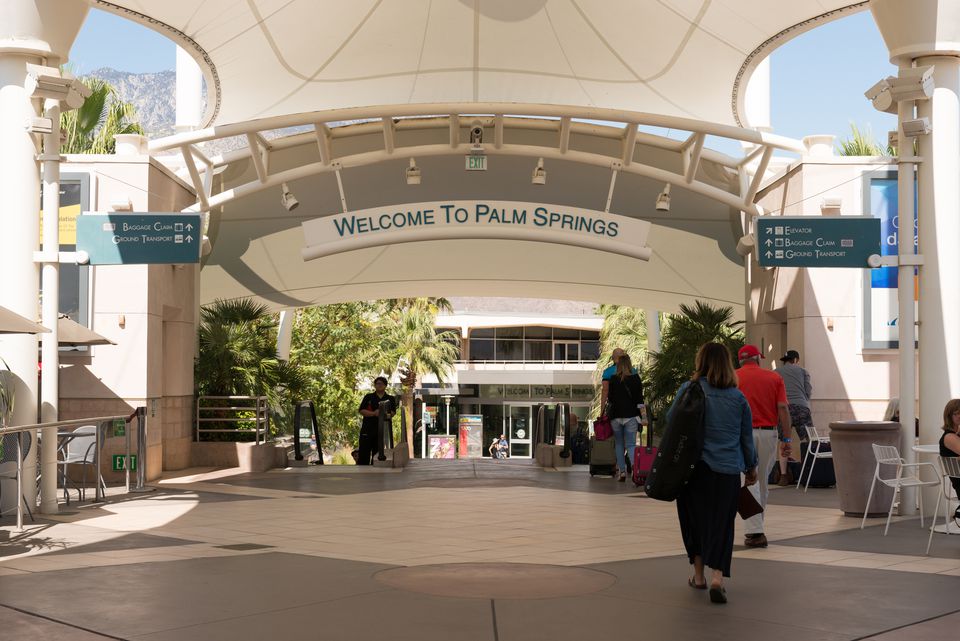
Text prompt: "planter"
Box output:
[[829, 421, 901, 517]]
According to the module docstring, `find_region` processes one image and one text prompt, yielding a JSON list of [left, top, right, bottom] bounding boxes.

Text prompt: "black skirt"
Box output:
[[676, 460, 741, 577]]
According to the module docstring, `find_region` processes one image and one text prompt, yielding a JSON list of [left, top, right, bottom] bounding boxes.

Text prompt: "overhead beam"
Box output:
[[559, 116, 571, 154], [314, 123, 332, 165], [449, 114, 460, 148], [180, 145, 210, 211], [684, 133, 706, 183], [246, 134, 267, 183], [494, 114, 504, 149], [382, 117, 395, 154], [621, 124, 638, 166], [742, 146, 773, 208]]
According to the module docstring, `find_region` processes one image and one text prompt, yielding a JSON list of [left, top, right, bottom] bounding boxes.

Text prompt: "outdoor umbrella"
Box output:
[[0, 305, 49, 335], [56, 314, 114, 346]]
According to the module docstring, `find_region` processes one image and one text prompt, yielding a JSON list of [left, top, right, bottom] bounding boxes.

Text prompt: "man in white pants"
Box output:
[[736, 345, 791, 548]]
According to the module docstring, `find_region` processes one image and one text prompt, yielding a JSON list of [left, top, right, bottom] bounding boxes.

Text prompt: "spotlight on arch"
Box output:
[[280, 182, 299, 211], [406, 158, 421, 185], [531, 158, 546, 185], [655, 184, 671, 211]]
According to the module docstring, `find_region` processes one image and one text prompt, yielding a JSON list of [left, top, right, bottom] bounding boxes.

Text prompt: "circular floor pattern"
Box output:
[[374, 563, 616, 599]]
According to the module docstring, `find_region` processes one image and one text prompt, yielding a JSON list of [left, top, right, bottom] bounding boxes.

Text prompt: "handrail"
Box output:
[[196, 395, 270, 444], [291, 400, 322, 464], [0, 410, 143, 532]]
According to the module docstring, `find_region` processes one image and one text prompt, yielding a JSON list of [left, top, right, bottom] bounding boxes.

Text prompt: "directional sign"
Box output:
[[77, 213, 202, 265], [756, 216, 881, 268]]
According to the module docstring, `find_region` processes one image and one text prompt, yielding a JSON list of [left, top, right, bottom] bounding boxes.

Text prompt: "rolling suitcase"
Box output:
[[571, 427, 590, 465], [589, 435, 616, 476], [633, 425, 658, 487]]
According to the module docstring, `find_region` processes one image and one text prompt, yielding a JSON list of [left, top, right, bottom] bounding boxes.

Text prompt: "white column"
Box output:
[[276, 310, 294, 361], [744, 57, 771, 132], [645, 310, 661, 354], [916, 55, 960, 451], [897, 98, 918, 515], [39, 92, 61, 514], [175, 46, 203, 132], [0, 54, 43, 505]]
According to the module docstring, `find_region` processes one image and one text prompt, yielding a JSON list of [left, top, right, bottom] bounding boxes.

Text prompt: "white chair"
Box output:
[[59, 425, 105, 503], [796, 425, 833, 492], [860, 444, 940, 535], [926, 456, 960, 555]]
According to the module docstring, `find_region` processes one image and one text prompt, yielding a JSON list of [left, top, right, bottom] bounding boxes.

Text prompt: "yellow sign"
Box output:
[[38, 203, 80, 245]]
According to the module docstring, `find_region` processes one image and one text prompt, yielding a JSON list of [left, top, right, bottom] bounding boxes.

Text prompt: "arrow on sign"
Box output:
[[765, 239, 773, 247], [186, 235, 194, 243], [765, 251, 773, 258], [186, 224, 194, 231], [765, 227, 772, 235]]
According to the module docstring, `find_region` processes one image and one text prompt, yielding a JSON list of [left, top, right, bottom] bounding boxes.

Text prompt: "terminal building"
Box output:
[[3, 2, 960, 637]]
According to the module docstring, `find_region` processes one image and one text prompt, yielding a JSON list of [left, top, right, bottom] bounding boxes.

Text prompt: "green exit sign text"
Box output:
[[111, 454, 138, 471], [465, 155, 487, 171]]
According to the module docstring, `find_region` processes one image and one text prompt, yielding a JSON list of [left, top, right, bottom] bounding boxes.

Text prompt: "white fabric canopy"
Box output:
[[96, 0, 865, 127]]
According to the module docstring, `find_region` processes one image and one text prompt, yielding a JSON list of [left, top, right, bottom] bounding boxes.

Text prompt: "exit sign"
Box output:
[[465, 155, 487, 171], [112, 454, 138, 471]]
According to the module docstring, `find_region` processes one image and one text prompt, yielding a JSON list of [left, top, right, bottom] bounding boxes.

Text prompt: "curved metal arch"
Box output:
[[150, 103, 804, 217]]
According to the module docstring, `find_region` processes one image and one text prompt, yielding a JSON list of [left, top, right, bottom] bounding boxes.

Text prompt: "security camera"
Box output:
[[469, 125, 483, 145], [24, 64, 91, 108]]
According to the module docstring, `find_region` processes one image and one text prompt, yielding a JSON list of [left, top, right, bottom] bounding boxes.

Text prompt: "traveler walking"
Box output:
[[357, 376, 396, 465], [607, 354, 646, 481], [775, 349, 812, 485], [672, 343, 758, 604], [737, 345, 791, 548], [599, 347, 628, 411]]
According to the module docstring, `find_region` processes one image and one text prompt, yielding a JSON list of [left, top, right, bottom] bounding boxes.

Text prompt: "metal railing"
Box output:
[[196, 396, 270, 444], [0, 408, 144, 531]]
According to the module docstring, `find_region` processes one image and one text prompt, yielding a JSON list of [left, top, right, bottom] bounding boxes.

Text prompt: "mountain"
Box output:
[[85, 67, 177, 138]]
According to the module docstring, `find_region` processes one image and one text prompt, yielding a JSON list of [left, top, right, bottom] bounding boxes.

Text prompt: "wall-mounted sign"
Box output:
[[465, 155, 487, 171], [302, 201, 652, 262], [756, 217, 880, 268], [77, 213, 202, 264]]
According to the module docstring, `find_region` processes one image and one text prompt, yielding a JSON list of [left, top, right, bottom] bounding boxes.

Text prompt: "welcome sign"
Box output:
[[301, 201, 652, 261]]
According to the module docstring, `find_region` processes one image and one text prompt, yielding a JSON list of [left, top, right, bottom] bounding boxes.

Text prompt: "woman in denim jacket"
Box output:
[[668, 342, 758, 604]]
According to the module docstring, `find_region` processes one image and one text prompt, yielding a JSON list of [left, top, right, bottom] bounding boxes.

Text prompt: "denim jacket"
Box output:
[[668, 379, 758, 475]]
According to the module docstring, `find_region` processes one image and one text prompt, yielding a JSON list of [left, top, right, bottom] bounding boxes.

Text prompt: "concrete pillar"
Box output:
[[0, 0, 88, 508], [276, 310, 294, 361], [645, 311, 661, 354]]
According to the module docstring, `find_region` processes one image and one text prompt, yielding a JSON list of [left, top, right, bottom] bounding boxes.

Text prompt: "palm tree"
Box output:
[[60, 77, 143, 154], [644, 301, 744, 424], [592, 304, 649, 415], [836, 123, 895, 157], [384, 299, 460, 455]]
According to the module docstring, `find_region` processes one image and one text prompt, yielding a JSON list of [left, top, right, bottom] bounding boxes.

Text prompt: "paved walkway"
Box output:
[[1, 459, 958, 640]]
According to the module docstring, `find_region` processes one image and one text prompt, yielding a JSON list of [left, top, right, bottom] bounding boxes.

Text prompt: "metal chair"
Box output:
[[860, 444, 939, 535], [0, 432, 35, 522], [926, 456, 960, 555], [796, 424, 832, 492], [59, 425, 104, 503]]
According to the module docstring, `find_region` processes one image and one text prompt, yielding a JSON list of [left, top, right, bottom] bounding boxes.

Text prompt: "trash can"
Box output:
[[829, 421, 901, 517]]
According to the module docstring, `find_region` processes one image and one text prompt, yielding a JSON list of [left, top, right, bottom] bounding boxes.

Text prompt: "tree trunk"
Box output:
[[402, 387, 415, 457]]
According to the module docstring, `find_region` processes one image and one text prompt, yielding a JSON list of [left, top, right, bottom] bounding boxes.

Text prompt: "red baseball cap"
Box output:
[[738, 345, 764, 360]]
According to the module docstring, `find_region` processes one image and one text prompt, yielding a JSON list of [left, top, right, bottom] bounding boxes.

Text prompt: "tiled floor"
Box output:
[[1, 459, 959, 640]]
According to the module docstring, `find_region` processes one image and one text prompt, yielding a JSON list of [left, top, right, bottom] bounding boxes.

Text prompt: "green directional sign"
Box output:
[[77, 213, 202, 265], [756, 216, 881, 268]]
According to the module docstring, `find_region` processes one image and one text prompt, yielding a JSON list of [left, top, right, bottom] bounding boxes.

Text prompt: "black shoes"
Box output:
[[744, 533, 768, 548]]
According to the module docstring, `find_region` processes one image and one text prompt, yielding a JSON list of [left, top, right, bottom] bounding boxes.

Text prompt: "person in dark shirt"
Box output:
[[357, 376, 396, 465], [607, 354, 645, 481], [939, 398, 960, 498]]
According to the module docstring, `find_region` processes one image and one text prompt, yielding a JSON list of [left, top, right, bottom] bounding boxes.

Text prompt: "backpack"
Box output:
[[644, 380, 706, 501]]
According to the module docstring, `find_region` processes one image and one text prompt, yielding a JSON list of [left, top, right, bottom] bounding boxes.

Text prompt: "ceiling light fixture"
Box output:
[[280, 182, 299, 211], [531, 158, 546, 185], [406, 158, 421, 185], [655, 184, 671, 211]]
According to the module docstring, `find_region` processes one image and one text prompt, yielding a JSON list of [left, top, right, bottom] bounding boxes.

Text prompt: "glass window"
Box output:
[[524, 326, 552, 339], [479, 384, 504, 399], [524, 341, 551, 361], [580, 340, 601, 361], [553, 327, 580, 339], [495, 326, 523, 338], [503, 384, 530, 400], [580, 330, 600, 340], [496, 339, 524, 361], [470, 328, 494, 338], [470, 339, 494, 361]]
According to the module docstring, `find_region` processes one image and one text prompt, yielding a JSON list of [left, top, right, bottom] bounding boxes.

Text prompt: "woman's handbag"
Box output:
[[737, 485, 763, 520], [593, 415, 613, 441]]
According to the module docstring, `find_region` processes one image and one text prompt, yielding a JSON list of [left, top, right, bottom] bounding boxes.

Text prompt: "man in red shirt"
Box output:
[[737, 345, 791, 548]]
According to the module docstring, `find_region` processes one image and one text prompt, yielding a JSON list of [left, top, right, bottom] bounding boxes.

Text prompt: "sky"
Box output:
[[68, 8, 898, 149]]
